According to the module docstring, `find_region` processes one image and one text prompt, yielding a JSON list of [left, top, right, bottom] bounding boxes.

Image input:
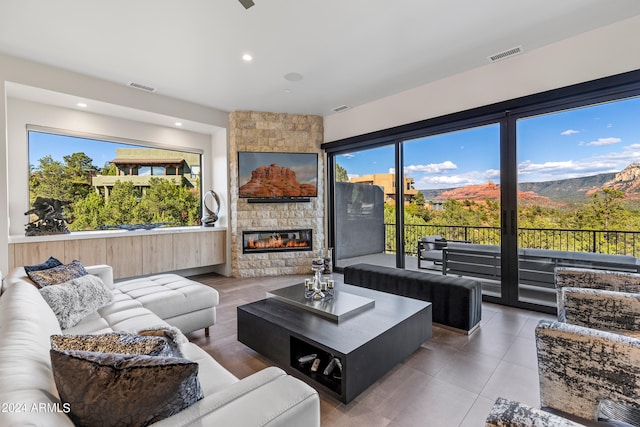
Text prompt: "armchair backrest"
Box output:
[[554, 267, 640, 321], [536, 320, 640, 421]]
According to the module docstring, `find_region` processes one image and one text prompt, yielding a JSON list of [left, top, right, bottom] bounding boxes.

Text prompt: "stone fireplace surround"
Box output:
[[229, 111, 324, 278]]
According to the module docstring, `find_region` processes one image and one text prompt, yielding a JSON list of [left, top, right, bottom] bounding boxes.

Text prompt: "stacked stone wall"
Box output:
[[229, 111, 324, 277]]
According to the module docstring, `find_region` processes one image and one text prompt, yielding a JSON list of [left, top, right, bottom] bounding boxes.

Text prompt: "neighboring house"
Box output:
[[92, 148, 200, 199], [349, 173, 418, 204]]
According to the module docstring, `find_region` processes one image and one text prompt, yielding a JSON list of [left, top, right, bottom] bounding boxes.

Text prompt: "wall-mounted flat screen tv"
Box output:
[[238, 151, 318, 200]]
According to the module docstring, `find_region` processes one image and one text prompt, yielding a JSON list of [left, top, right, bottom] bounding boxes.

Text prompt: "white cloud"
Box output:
[[586, 137, 621, 146], [341, 153, 355, 159], [414, 168, 498, 189], [403, 161, 458, 175], [561, 129, 579, 136], [347, 174, 359, 179]]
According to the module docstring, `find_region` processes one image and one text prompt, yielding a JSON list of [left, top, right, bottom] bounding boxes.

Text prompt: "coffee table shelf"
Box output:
[[238, 282, 432, 403]]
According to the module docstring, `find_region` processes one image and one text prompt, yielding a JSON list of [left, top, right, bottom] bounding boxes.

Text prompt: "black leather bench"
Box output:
[[343, 263, 482, 333]]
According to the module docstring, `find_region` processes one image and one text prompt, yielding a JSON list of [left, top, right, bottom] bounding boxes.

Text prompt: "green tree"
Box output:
[[132, 178, 200, 226], [576, 188, 627, 229], [30, 155, 66, 203], [101, 162, 117, 176], [69, 191, 105, 231], [335, 163, 349, 182], [405, 191, 431, 222], [101, 181, 139, 225], [63, 152, 97, 201]]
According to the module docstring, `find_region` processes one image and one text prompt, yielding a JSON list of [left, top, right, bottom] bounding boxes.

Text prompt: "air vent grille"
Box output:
[[487, 45, 524, 63], [331, 105, 351, 113], [128, 82, 156, 93]]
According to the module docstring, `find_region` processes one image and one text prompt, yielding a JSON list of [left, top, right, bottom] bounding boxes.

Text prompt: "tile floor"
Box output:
[[186, 273, 556, 427]]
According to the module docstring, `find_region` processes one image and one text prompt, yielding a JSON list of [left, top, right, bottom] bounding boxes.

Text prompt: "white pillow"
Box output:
[[39, 275, 113, 329]]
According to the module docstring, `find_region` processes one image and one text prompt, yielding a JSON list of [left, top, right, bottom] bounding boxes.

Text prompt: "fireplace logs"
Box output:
[[243, 229, 313, 254]]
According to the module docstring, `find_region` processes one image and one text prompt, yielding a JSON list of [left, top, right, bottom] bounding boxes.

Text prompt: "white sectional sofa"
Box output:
[[0, 265, 320, 426]]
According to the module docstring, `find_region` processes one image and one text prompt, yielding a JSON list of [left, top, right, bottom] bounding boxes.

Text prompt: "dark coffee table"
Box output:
[[237, 282, 432, 403]]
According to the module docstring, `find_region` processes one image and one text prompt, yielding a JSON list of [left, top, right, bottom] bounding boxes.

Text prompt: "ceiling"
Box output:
[[1, 0, 640, 117]]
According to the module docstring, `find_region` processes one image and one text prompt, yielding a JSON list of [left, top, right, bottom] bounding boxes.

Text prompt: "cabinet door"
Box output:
[[142, 234, 174, 275], [107, 237, 143, 279], [173, 233, 201, 270], [201, 231, 226, 265], [12, 241, 65, 267], [65, 238, 107, 265]]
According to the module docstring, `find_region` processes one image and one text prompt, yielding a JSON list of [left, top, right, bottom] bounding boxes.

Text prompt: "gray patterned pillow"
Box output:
[[27, 260, 87, 288], [50, 349, 203, 427], [39, 274, 113, 329]]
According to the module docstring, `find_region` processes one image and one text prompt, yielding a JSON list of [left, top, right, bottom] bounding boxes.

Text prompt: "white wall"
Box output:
[[324, 14, 640, 142], [0, 54, 230, 274]]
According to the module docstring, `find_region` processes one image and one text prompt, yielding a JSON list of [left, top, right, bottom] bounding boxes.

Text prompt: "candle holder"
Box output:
[[305, 258, 334, 300]]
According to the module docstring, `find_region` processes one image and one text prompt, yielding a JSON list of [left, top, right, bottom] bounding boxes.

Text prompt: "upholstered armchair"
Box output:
[[532, 267, 640, 424], [554, 267, 640, 335]]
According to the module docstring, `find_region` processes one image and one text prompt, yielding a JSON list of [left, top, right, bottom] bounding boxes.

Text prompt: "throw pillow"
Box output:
[[27, 260, 87, 288], [137, 326, 188, 358], [51, 333, 174, 358], [39, 274, 113, 329], [50, 349, 203, 427], [24, 256, 63, 273]]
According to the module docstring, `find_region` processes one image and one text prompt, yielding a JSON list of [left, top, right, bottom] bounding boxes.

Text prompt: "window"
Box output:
[[324, 69, 640, 312], [28, 129, 202, 231]]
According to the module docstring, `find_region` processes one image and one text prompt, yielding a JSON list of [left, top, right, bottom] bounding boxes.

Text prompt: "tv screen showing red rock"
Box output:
[[238, 152, 318, 199]]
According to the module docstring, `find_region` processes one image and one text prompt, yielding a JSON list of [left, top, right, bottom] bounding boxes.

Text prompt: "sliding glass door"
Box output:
[[515, 95, 640, 307], [324, 71, 640, 312], [402, 124, 502, 299]]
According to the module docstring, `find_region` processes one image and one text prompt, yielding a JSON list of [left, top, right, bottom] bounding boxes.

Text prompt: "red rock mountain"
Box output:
[[587, 163, 640, 200], [239, 163, 316, 197], [436, 181, 564, 208]]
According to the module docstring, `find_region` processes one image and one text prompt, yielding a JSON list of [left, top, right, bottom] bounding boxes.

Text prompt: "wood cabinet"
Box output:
[[8, 229, 226, 279]]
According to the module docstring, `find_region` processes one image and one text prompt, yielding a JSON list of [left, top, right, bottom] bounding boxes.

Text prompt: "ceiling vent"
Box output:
[[487, 45, 524, 63], [127, 82, 157, 93], [331, 105, 351, 113]]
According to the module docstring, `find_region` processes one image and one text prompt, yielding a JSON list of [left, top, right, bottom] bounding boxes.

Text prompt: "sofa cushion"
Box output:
[[27, 260, 88, 288], [24, 256, 63, 273], [40, 274, 113, 329], [50, 348, 203, 427]]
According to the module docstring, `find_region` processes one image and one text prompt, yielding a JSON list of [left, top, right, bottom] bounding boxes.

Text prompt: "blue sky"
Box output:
[[337, 95, 640, 189], [29, 132, 135, 168]]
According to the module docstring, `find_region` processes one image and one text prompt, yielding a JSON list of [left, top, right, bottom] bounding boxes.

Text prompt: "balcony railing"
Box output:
[[385, 223, 640, 258]]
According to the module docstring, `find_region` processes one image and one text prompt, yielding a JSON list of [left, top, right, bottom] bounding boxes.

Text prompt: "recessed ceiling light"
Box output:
[[242, 54, 253, 62], [284, 72, 303, 82], [76, 102, 87, 108], [175, 122, 183, 127]]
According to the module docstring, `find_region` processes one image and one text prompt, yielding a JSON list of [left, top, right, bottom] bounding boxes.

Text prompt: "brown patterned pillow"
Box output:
[[51, 333, 174, 357], [27, 260, 87, 288], [50, 349, 203, 427]]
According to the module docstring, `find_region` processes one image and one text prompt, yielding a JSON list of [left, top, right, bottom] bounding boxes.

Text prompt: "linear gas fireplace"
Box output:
[[243, 229, 313, 254]]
